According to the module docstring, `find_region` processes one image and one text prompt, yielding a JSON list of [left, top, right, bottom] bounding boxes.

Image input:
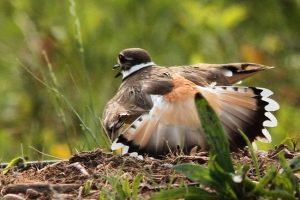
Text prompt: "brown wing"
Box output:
[[102, 91, 151, 140], [169, 63, 272, 86], [113, 76, 207, 156], [102, 69, 174, 140]]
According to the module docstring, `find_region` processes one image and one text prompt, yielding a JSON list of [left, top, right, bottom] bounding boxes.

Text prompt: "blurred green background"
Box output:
[[0, 0, 299, 162]]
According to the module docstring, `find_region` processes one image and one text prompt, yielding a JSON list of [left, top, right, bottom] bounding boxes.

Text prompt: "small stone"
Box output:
[[3, 194, 26, 200], [26, 188, 40, 199], [161, 163, 173, 168]]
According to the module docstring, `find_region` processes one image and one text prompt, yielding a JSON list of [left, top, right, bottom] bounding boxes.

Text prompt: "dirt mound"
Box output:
[[0, 146, 298, 199]]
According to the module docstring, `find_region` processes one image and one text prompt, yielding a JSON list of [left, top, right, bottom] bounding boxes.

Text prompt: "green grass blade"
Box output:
[[238, 129, 261, 179], [174, 164, 213, 186], [150, 186, 217, 200], [278, 153, 300, 198], [261, 190, 296, 200], [115, 183, 127, 200], [83, 179, 92, 195], [2, 157, 26, 175], [195, 94, 234, 173], [103, 176, 126, 199], [252, 167, 277, 193], [290, 155, 300, 171], [122, 178, 131, 198], [132, 174, 143, 200], [208, 159, 239, 199]]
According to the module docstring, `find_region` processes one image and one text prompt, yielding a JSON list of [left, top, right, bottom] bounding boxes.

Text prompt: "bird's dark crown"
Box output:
[[116, 48, 152, 70]]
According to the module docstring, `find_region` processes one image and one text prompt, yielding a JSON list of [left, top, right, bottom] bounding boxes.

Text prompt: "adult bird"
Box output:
[[102, 48, 279, 157]]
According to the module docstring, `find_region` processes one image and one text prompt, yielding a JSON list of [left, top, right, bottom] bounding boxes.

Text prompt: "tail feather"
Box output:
[[198, 86, 279, 148]]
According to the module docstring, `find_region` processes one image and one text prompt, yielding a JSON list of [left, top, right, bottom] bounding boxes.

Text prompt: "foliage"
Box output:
[[0, 0, 299, 161], [83, 179, 93, 195], [152, 95, 300, 199], [1, 156, 26, 175], [238, 130, 260, 179], [150, 187, 217, 200], [101, 174, 143, 200], [195, 94, 234, 173]]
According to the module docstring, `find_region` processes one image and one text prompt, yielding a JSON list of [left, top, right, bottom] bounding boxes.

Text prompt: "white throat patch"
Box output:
[[122, 62, 155, 79]]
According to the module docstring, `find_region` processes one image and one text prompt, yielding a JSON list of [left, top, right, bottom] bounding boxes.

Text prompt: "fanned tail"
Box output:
[[198, 85, 279, 149]]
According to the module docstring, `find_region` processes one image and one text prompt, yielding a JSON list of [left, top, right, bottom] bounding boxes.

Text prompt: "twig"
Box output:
[[76, 186, 83, 200], [70, 162, 90, 177], [0, 159, 63, 170], [29, 146, 64, 160], [2, 194, 25, 200], [139, 182, 199, 191], [37, 160, 66, 173], [1, 183, 81, 195]]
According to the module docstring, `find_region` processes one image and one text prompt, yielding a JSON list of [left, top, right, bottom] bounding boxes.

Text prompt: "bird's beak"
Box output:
[[115, 71, 122, 78], [113, 64, 122, 78], [113, 64, 120, 69]]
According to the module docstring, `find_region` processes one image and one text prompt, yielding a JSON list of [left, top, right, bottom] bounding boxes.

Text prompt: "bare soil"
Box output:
[[1, 145, 299, 199]]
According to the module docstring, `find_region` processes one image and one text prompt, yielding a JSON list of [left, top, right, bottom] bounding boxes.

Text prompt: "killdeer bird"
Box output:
[[102, 48, 279, 157]]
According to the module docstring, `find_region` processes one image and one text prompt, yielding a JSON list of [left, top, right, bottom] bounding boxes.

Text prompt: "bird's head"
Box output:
[[114, 48, 155, 79]]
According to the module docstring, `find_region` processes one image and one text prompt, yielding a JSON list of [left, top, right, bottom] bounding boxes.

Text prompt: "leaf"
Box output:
[[103, 176, 127, 200], [289, 155, 300, 171], [235, 164, 250, 179], [174, 164, 213, 186], [122, 178, 131, 198], [238, 129, 261, 179], [252, 167, 277, 193], [274, 173, 293, 192], [195, 95, 239, 199], [208, 160, 239, 199], [115, 183, 127, 200], [195, 94, 234, 173], [278, 153, 300, 198], [261, 190, 296, 200], [83, 179, 92, 194], [150, 186, 217, 200], [132, 174, 142, 200], [2, 157, 26, 175]]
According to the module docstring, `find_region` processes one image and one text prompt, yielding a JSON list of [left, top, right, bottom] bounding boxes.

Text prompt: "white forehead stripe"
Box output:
[[122, 62, 155, 79]]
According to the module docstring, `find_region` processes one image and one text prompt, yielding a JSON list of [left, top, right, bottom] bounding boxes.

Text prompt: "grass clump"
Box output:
[[100, 174, 143, 200]]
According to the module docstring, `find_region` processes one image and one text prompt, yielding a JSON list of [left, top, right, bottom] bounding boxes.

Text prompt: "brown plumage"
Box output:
[[102, 48, 279, 157]]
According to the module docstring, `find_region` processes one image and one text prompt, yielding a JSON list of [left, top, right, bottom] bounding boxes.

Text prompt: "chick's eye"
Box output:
[[118, 54, 127, 63]]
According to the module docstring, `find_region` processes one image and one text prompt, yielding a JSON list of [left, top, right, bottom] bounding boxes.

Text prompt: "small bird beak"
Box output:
[[113, 64, 122, 78], [114, 71, 122, 78], [113, 64, 120, 69]]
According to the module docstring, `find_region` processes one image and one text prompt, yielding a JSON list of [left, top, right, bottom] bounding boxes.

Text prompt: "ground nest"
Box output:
[[1, 145, 299, 199]]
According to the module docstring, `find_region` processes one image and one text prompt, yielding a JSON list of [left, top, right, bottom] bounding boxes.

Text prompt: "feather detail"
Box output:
[[171, 63, 273, 86], [119, 94, 207, 156], [217, 63, 273, 85], [197, 85, 279, 148]]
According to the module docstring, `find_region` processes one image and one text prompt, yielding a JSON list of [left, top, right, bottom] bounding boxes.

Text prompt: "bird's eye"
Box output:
[[118, 54, 127, 63]]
